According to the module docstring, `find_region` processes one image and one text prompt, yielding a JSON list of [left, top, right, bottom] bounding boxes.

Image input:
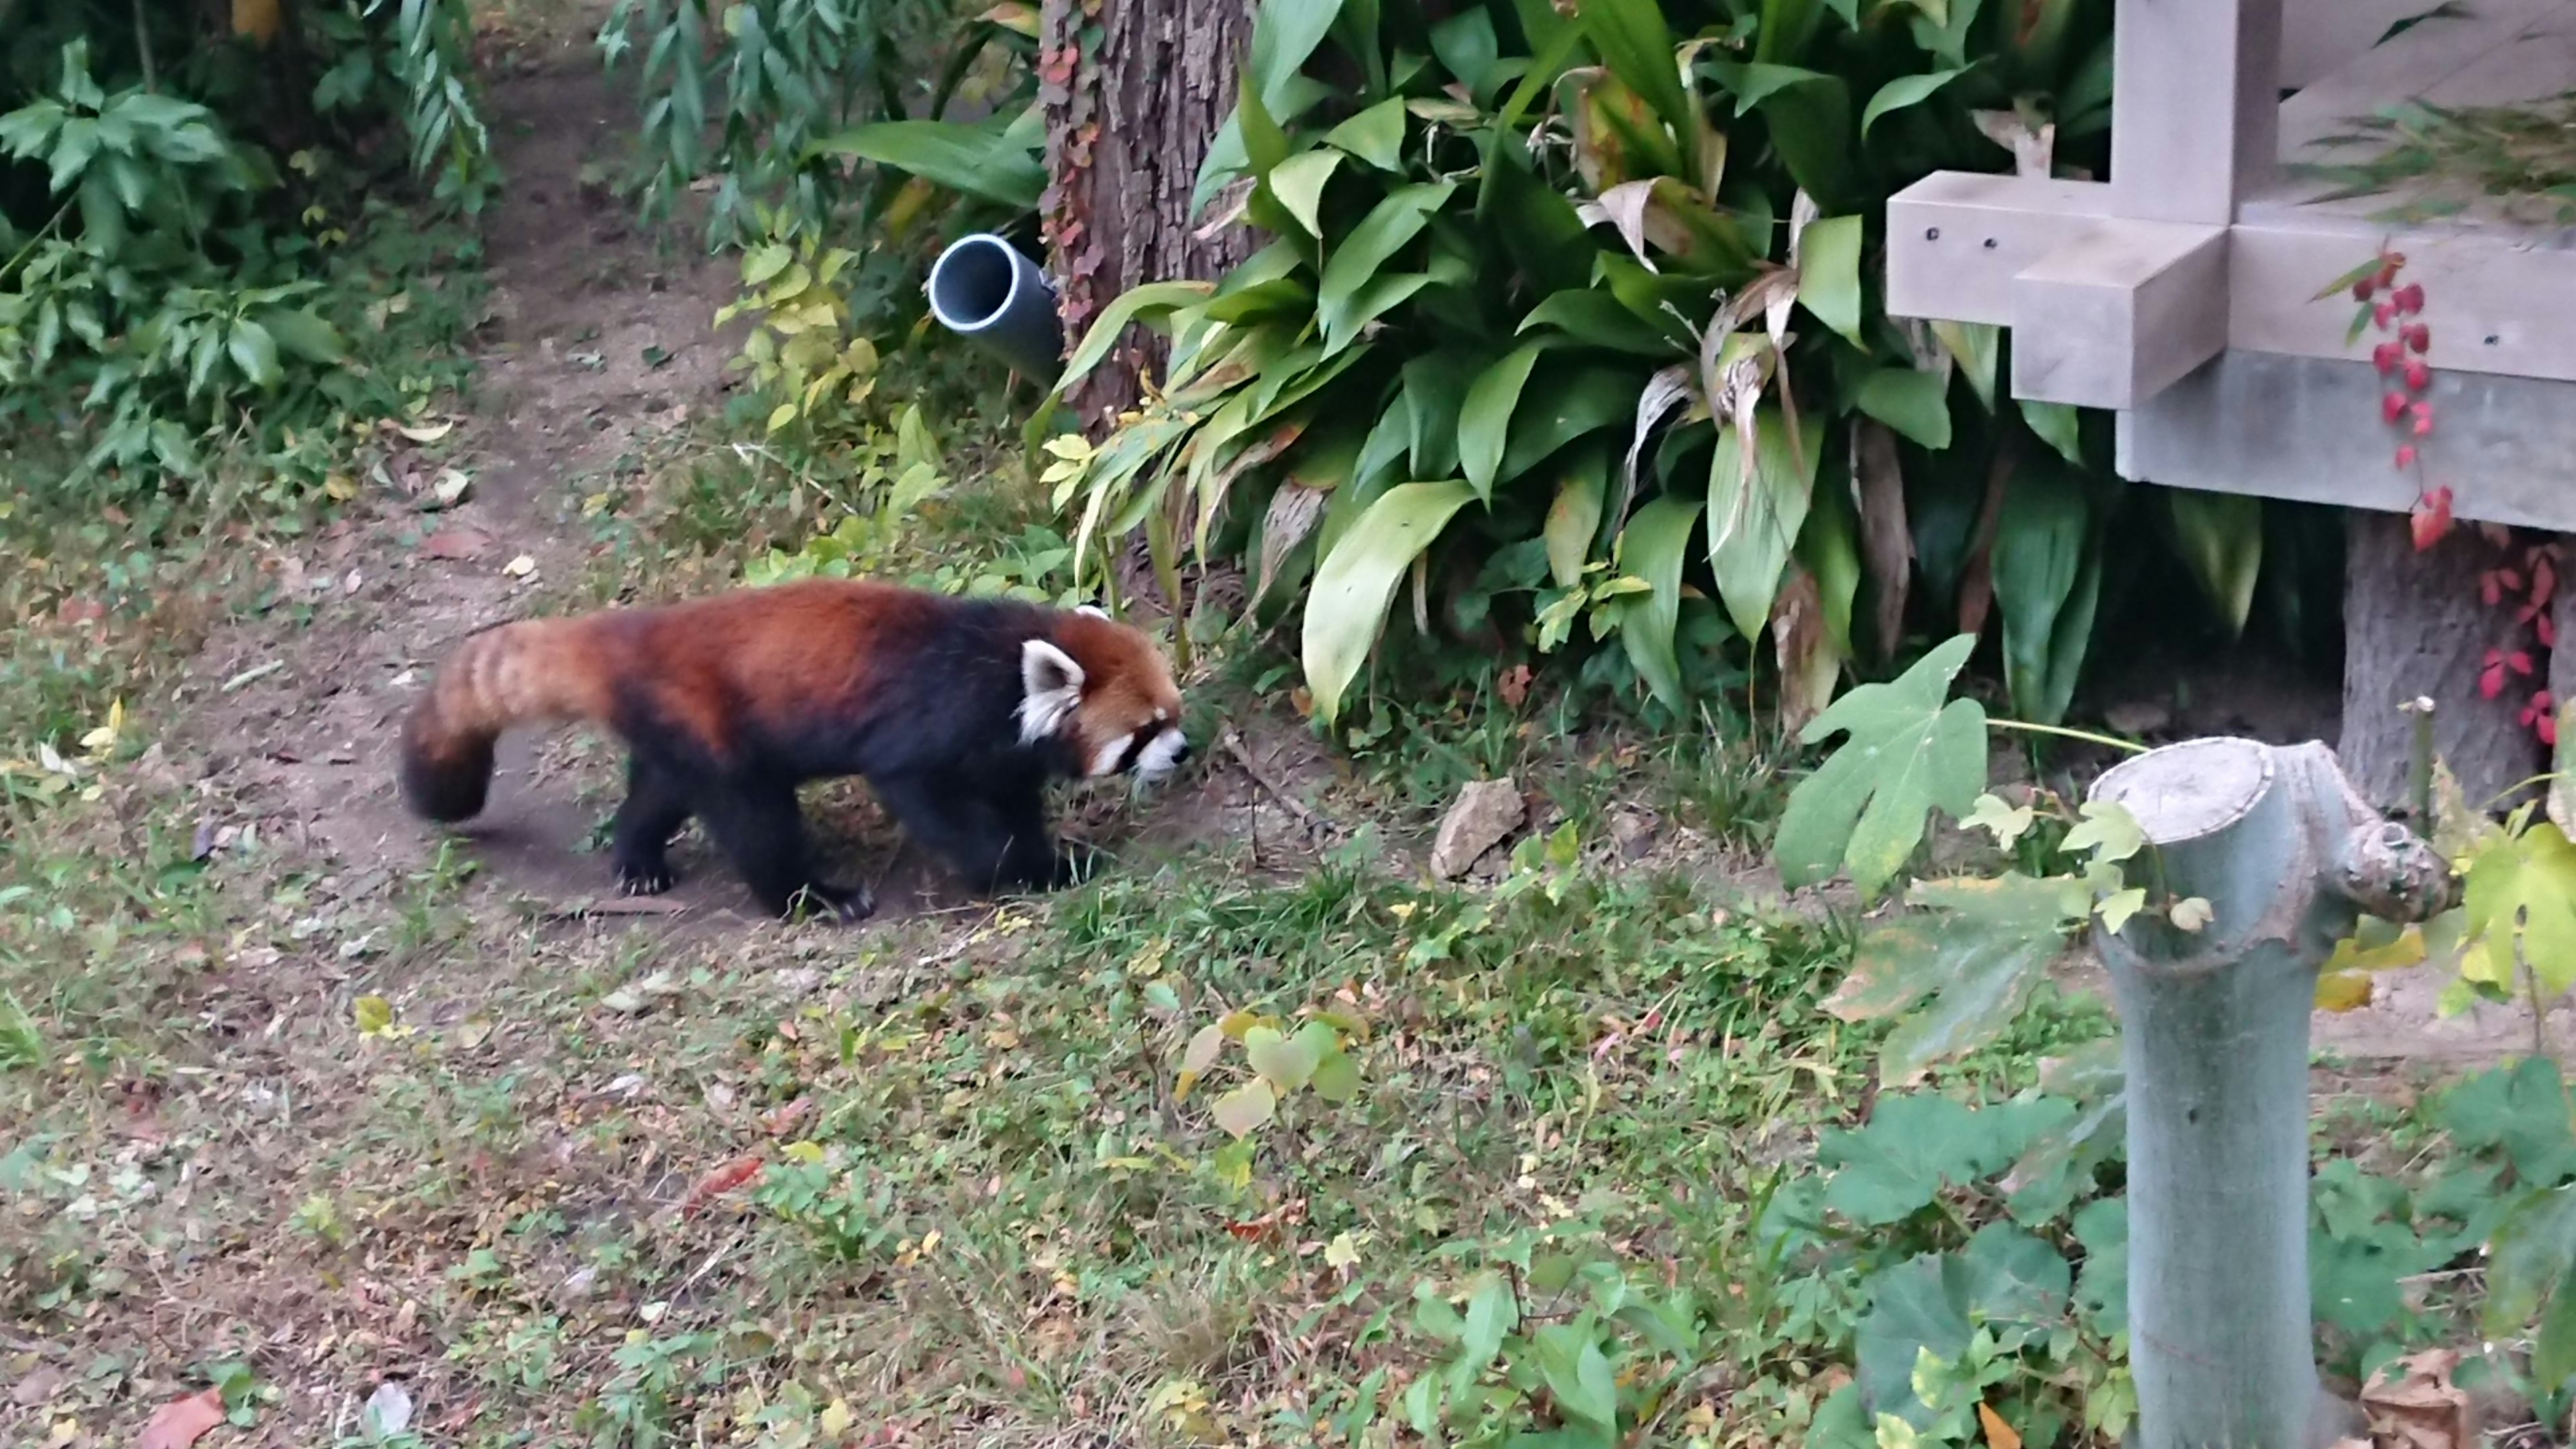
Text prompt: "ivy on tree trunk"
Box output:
[[1037, 0, 1258, 431]]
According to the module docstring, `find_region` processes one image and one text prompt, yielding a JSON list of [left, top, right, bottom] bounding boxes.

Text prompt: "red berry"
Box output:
[[2383, 391, 2408, 423], [2374, 342, 2402, 374], [2396, 443, 2418, 469], [2412, 402, 2436, 437], [2405, 323, 2430, 354], [2395, 283, 2426, 315], [2404, 358, 2432, 392], [2353, 278, 2377, 303], [2374, 301, 2397, 329]]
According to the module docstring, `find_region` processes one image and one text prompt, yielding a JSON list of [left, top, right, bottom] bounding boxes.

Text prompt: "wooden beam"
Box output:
[[2229, 215, 2576, 385], [1883, 172, 2116, 326], [2012, 222, 2231, 409], [2112, 0, 2285, 223]]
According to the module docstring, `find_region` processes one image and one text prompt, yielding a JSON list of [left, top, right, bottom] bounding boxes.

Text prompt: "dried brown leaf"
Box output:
[[138, 1389, 225, 1449]]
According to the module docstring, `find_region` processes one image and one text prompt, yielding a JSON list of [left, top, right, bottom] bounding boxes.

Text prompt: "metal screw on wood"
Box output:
[[2086, 737, 2457, 1449]]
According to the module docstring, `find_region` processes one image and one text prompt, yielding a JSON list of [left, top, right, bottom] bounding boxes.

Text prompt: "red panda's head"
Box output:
[[1016, 606, 1189, 783]]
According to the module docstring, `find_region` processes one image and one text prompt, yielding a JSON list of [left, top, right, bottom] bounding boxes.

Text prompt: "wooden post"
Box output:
[[2110, 0, 2283, 224]]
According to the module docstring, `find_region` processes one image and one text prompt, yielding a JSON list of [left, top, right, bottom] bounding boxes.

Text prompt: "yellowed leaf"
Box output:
[[2315, 970, 2375, 1012], [1978, 1402, 2023, 1449]]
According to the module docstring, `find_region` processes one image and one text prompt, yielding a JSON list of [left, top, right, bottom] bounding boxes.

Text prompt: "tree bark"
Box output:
[[1038, 0, 1259, 429], [2339, 511, 2541, 813]]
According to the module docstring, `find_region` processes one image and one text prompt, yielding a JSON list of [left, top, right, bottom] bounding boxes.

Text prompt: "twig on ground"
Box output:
[[1219, 726, 1338, 840]]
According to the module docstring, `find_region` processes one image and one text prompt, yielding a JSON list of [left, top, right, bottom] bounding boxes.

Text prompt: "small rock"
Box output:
[[1432, 778, 1526, 879], [1609, 806, 1658, 859]]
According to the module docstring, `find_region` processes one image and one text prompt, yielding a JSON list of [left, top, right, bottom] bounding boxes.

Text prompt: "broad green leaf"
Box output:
[[2167, 488, 2263, 637], [1055, 280, 1218, 394], [1459, 343, 1543, 500], [1212, 1079, 1279, 1136], [1498, 362, 1641, 479], [1991, 472, 2102, 726], [1544, 441, 1609, 587], [1860, 67, 1970, 138], [2070, 1196, 2129, 1336], [2458, 822, 2576, 998], [1709, 407, 1826, 643], [1617, 493, 1703, 710], [225, 317, 282, 389], [1854, 1255, 1970, 1430], [1823, 873, 2087, 1085], [1309, 1049, 1360, 1102], [1823, 1093, 2067, 1226], [2434, 1057, 2576, 1185], [1954, 1221, 2072, 1325], [808, 113, 1045, 208], [1266, 148, 1342, 238], [1519, 289, 1679, 358], [1316, 182, 1456, 350], [1455, 1272, 1519, 1387], [1480, 127, 1597, 299], [252, 307, 348, 365], [1582, 0, 1694, 151], [1711, 63, 1856, 207], [2060, 800, 2145, 865], [1399, 349, 1479, 481], [1302, 481, 1477, 723], [2021, 399, 2084, 464], [1855, 368, 1954, 450], [1531, 1322, 1619, 1429], [1773, 633, 1988, 898], [1246, 0, 1347, 113], [1243, 1024, 1322, 1092], [2488, 1183, 2576, 1384], [1796, 214, 1866, 347], [1325, 97, 1407, 169], [1929, 321, 1998, 410]]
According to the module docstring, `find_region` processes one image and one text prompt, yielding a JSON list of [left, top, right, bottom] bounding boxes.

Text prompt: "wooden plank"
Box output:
[[2274, 0, 2567, 167], [2121, 352, 2576, 534], [2229, 215, 2576, 384], [2272, 0, 2576, 223], [2012, 223, 2231, 409], [1884, 172, 2116, 326], [2112, 0, 2286, 223]]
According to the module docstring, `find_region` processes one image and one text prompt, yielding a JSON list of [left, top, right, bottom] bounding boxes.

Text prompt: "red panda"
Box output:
[[396, 578, 1189, 922]]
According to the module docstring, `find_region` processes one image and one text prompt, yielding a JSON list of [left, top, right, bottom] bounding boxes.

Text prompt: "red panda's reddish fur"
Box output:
[[397, 579, 1187, 921]]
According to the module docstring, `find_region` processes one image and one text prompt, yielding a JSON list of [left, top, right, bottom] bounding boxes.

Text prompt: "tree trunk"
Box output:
[[1038, 0, 1259, 429], [2339, 511, 2541, 813]]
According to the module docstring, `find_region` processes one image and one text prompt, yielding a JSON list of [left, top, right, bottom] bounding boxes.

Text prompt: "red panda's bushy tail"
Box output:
[[398, 619, 611, 822]]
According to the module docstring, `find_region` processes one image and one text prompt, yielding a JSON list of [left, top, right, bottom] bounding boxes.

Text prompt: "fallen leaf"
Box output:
[[600, 971, 679, 1014], [2168, 896, 2214, 932], [681, 1155, 765, 1217], [1978, 1402, 2023, 1449], [2360, 1347, 2473, 1449], [362, 1381, 414, 1440], [761, 1097, 814, 1136], [428, 469, 472, 508], [11, 1365, 64, 1407], [1497, 664, 1533, 708], [393, 419, 457, 443], [502, 554, 537, 578], [138, 1389, 224, 1449]]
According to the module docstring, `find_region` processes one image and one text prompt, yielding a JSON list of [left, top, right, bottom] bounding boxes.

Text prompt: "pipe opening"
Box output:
[[928, 235, 1024, 333]]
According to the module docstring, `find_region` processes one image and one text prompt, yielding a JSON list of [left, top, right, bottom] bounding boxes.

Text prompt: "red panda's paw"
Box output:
[[792, 883, 876, 925], [614, 860, 677, 896]]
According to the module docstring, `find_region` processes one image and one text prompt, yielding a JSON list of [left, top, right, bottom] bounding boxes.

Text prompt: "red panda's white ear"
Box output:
[[1075, 603, 1111, 620], [1017, 639, 1087, 743]]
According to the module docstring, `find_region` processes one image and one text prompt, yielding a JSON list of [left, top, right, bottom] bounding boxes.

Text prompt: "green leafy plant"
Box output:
[[1051, 0, 2136, 734]]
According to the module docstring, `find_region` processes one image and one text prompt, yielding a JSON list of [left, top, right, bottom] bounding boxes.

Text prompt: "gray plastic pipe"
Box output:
[[926, 233, 1064, 380], [2088, 737, 2454, 1449]]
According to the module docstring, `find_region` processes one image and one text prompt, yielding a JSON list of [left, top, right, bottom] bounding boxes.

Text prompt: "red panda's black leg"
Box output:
[[609, 755, 693, 895], [696, 775, 874, 924], [873, 771, 1067, 894]]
